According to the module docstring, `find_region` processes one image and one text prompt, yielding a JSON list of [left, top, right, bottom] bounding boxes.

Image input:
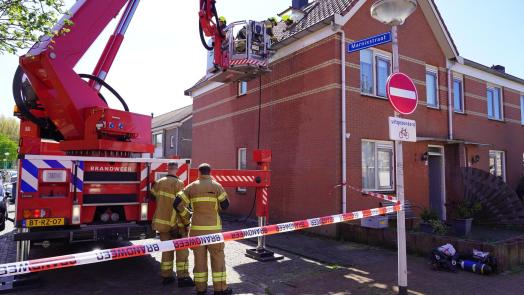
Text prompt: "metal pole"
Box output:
[[392, 25, 408, 295]]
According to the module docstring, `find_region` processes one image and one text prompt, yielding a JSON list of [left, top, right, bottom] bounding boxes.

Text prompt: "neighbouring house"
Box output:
[[184, 0, 524, 236], [151, 105, 192, 159]]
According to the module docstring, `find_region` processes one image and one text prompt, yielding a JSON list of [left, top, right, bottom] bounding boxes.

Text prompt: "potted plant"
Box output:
[[419, 208, 438, 234], [453, 200, 482, 236]]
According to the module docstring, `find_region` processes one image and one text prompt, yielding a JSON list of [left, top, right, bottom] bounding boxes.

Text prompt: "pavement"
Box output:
[[0, 209, 523, 294]]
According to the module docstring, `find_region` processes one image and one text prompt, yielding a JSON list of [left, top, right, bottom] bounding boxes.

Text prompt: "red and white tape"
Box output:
[[0, 204, 401, 277], [348, 185, 399, 203]]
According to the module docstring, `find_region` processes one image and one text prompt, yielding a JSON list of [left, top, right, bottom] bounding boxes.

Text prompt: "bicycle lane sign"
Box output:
[[389, 117, 416, 142]]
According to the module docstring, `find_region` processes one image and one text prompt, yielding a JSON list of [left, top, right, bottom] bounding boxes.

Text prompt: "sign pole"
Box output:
[[392, 25, 408, 295]]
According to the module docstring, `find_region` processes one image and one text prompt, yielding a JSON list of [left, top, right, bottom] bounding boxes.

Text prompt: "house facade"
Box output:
[[185, 0, 524, 236], [151, 105, 192, 159]]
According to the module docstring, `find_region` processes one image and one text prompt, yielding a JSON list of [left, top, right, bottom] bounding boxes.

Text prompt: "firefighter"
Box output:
[[174, 163, 232, 295], [151, 162, 195, 288], [281, 14, 294, 26], [218, 16, 227, 31]]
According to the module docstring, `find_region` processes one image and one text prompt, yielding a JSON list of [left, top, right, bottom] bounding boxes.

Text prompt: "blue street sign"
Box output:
[[347, 31, 392, 53]]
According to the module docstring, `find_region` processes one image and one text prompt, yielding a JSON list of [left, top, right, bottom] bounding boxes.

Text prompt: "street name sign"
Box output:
[[386, 72, 418, 115], [347, 31, 392, 53]]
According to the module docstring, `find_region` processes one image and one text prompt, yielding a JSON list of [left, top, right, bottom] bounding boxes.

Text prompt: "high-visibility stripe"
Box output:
[[157, 191, 176, 199], [161, 261, 173, 270], [191, 196, 217, 203], [153, 218, 171, 226], [194, 277, 208, 283], [179, 208, 190, 217], [212, 272, 226, 277], [162, 261, 173, 266], [177, 192, 190, 204], [176, 266, 189, 271], [176, 262, 187, 267], [217, 192, 227, 201], [212, 271, 227, 282], [194, 272, 208, 278], [191, 224, 222, 231]]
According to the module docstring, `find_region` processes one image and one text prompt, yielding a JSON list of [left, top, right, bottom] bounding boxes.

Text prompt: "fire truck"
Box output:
[[11, 0, 273, 262]]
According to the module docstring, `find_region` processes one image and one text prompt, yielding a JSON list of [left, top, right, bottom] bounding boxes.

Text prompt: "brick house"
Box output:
[[151, 105, 192, 159], [184, 0, 524, 236]]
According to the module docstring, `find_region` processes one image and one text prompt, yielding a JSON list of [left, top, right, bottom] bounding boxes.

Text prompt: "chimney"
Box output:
[[292, 0, 309, 9], [491, 65, 505, 73]]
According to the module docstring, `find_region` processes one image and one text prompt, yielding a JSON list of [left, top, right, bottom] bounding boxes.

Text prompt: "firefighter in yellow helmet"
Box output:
[[151, 161, 195, 287], [174, 163, 232, 295]]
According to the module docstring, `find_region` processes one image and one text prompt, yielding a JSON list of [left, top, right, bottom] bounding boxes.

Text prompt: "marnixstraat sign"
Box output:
[[389, 117, 416, 142], [347, 31, 392, 53]]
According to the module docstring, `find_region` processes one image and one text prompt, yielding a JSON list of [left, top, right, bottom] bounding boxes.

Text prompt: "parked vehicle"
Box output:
[[0, 184, 7, 231]]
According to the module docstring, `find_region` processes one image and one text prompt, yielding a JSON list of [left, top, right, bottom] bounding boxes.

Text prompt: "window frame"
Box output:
[[361, 139, 395, 192], [153, 133, 163, 148], [237, 147, 247, 193], [237, 81, 248, 97], [425, 66, 439, 109], [452, 75, 464, 114], [520, 95, 524, 125], [487, 85, 504, 121], [489, 150, 506, 181], [359, 49, 392, 99]]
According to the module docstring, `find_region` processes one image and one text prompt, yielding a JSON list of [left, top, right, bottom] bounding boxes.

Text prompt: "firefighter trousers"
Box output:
[[159, 230, 190, 278], [190, 230, 227, 292]]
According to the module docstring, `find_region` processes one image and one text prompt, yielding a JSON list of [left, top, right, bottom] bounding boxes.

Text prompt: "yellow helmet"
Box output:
[[219, 16, 227, 23], [281, 15, 292, 22]]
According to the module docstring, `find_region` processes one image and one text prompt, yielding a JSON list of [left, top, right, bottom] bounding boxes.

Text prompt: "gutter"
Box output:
[[446, 62, 453, 140]]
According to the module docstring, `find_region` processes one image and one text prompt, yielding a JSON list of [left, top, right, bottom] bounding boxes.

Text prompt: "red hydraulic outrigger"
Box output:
[[8, 0, 276, 274]]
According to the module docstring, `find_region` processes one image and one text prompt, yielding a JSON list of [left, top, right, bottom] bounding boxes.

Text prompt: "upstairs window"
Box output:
[[238, 81, 247, 96], [487, 86, 503, 120], [453, 78, 464, 113], [426, 69, 438, 108], [360, 49, 391, 98]]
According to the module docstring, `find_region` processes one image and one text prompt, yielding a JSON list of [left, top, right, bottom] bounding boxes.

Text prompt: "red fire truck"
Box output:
[[11, 0, 272, 261]]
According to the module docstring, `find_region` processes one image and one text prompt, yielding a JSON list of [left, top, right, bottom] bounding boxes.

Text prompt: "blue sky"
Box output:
[[0, 0, 523, 118]]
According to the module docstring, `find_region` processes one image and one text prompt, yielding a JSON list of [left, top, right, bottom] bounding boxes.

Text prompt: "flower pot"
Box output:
[[419, 222, 433, 234], [453, 218, 473, 236]]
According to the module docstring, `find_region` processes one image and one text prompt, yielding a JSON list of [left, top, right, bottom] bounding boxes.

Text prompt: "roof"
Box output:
[[152, 104, 192, 129], [274, 0, 354, 44], [463, 58, 524, 85]]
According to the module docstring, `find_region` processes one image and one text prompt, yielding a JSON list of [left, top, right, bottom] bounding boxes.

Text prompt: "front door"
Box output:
[[428, 146, 445, 220]]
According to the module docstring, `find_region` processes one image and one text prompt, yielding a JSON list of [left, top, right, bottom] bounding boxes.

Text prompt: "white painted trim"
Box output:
[[192, 81, 224, 98], [451, 62, 524, 93], [425, 66, 439, 108], [487, 85, 504, 121], [24, 154, 191, 164], [427, 145, 446, 220]]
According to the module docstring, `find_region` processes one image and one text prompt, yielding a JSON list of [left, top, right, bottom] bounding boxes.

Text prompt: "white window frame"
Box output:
[[487, 85, 504, 121], [238, 81, 247, 97], [425, 66, 439, 108], [489, 150, 506, 181], [360, 49, 392, 99], [153, 133, 163, 148], [170, 135, 175, 148], [452, 75, 464, 114], [520, 95, 524, 125], [361, 140, 395, 191], [237, 147, 247, 193]]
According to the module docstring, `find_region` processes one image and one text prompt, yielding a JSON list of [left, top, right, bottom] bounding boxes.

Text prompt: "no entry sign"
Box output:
[[386, 72, 418, 115]]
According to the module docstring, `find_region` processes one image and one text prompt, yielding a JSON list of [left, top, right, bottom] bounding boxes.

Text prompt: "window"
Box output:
[[487, 86, 503, 120], [520, 95, 524, 125], [360, 49, 391, 98], [362, 140, 394, 191], [426, 70, 438, 108], [489, 150, 505, 181], [453, 78, 463, 113], [154, 133, 162, 148], [170, 135, 175, 148], [237, 148, 247, 192], [238, 81, 247, 96]]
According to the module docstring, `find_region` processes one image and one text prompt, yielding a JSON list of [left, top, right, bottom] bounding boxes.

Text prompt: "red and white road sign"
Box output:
[[386, 72, 418, 115]]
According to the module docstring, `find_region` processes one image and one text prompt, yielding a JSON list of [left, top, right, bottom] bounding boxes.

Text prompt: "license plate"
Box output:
[[24, 218, 65, 228]]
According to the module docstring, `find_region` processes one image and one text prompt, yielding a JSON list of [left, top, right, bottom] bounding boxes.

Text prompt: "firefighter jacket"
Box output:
[[151, 175, 189, 233], [175, 175, 228, 232]]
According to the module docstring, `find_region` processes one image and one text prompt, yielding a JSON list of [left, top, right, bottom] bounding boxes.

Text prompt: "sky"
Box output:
[[0, 0, 523, 118]]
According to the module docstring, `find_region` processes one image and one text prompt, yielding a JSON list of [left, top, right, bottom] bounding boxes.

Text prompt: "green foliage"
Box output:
[[0, 115, 20, 142], [0, 0, 71, 54], [420, 208, 438, 222], [0, 134, 17, 168], [428, 219, 448, 235], [456, 200, 482, 219]]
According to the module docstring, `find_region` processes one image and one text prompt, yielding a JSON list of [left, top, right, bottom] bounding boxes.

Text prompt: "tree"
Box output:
[[0, 115, 19, 142], [0, 0, 70, 54], [0, 134, 17, 169]]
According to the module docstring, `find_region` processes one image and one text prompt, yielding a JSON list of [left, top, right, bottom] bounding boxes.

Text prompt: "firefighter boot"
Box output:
[[214, 287, 233, 295], [177, 277, 195, 288]]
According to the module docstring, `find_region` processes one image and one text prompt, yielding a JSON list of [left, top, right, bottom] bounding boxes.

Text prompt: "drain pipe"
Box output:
[[338, 29, 347, 214], [447, 63, 453, 140]]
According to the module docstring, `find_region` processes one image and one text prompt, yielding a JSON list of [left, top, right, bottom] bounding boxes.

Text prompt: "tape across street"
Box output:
[[0, 204, 401, 277]]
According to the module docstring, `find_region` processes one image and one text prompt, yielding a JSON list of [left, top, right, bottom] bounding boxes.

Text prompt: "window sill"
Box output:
[[361, 93, 388, 100], [426, 105, 440, 110], [454, 110, 466, 115], [488, 117, 505, 123], [237, 94, 247, 98]]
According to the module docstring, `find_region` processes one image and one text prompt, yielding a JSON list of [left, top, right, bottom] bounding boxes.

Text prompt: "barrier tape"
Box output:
[[0, 204, 401, 277], [347, 185, 399, 203]]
